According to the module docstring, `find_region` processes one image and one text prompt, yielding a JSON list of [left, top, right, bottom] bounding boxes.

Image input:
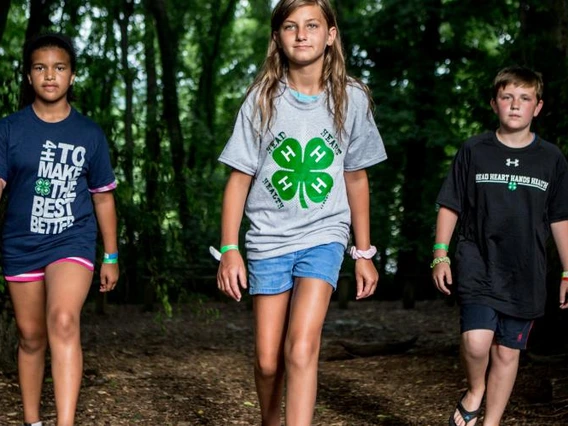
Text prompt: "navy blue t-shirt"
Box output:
[[0, 106, 116, 275]]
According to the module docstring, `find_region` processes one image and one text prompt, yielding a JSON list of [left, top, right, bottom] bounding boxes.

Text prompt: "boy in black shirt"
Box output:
[[432, 66, 568, 425]]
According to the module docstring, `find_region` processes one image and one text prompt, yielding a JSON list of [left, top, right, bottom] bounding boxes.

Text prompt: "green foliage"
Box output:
[[0, 0, 566, 309]]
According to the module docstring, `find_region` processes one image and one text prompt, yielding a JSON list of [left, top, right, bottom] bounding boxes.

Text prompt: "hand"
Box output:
[[354, 259, 379, 300], [432, 262, 452, 295], [560, 280, 568, 309], [217, 250, 247, 301], [100, 262, 119, 292]]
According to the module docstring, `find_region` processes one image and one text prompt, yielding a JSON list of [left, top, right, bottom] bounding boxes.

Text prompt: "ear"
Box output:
[[533, 99, 543, 117], [272, 31, 280, 48], [27, 74, 32, 85], [490, 98, 498, 114], [70, 74, 76, 85], [326, 26, 337, 46]]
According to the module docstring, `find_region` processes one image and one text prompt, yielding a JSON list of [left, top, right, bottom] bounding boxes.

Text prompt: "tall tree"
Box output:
[[0, 0, 11, 43], [115, 0, 139, 293], [147, 0, 190, 254], [141, 6, 164, 310], [187, 0, 239, 171]]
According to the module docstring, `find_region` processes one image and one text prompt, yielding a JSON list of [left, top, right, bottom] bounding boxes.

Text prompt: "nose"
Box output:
[[296, 27, 307, 41], [45, 69, 55, 81], [511, 98, 520, 110]]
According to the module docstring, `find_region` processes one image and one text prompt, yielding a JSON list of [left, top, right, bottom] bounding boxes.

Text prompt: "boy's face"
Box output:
[[27, 46, 75, 106], [490, 84, 543, 134]]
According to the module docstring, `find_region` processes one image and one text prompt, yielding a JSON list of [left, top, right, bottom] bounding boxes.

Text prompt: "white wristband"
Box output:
[[349, 245, 377, 260]]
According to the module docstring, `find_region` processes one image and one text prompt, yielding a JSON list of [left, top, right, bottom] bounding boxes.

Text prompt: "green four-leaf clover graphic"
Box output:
[[35, 178, 52, 196], [271, 137, 334, 209]]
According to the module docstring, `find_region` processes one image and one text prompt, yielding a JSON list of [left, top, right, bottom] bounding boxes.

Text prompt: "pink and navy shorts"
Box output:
[[5, 257, 94, 282]]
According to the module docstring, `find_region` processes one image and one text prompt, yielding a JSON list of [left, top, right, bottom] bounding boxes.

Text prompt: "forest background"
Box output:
[[0, 0, 567, 364]]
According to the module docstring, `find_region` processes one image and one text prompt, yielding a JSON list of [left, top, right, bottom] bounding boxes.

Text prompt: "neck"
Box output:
[[32, 100, 71, 123], [287, 64, 324, 95], [495, 128, 534, 148]]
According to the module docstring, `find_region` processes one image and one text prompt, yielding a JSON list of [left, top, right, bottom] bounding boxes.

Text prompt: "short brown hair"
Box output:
[[492, 66, 543, 101]]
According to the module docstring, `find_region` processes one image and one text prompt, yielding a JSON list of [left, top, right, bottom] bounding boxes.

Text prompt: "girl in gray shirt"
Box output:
[[216, 0, 386, 424]]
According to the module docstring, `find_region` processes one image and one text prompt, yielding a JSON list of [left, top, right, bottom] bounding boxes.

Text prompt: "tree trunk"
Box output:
[[141, 5, 163, 311], [394, 0, 443, 309], [0, 0, 11, 44], [115, 0, 139, 297], [187, 0, 238, 170], [147, 0, 190, 254], [19, 0, 57, 108]]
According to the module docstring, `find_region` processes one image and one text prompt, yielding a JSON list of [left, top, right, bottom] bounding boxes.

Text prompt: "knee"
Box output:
[[462, 331, 492, 361], [255, 352, 282, 380], [493, 345, 520, 365], [17, 324, 47, 354], [48, 310, 80, 342], [285, 338, 319, 370]]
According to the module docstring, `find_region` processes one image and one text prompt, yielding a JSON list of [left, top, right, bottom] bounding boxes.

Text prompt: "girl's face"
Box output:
[[274, 4, 336, 69], [27, 46, 75, 106], [490, 84, 543, 134]]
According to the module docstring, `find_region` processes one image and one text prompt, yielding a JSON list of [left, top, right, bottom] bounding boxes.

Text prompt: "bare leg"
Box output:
[[284, 278, 333, 426], [453, 329, 494, 426], [8, 280, 47, 424], [44, 262, 92, 426], [482, 344, 520, 426], [253, 291, 292, 426]]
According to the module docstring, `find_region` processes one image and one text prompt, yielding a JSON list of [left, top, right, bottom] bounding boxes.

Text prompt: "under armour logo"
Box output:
[[506, 158, 519, 167]]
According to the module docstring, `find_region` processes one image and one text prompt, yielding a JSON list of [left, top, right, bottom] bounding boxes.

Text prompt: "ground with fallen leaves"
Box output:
[[0, 299, 567, 425]]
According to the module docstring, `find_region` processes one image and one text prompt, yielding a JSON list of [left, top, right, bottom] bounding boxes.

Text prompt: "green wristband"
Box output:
[[220, 244, 239, 254], [432, 243, 449, 252], [103, 258, 118, 264]]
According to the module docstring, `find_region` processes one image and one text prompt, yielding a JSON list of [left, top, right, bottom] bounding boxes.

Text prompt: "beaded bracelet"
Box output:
[[430, 256, 451, 269], [348, 245, 377, 260]]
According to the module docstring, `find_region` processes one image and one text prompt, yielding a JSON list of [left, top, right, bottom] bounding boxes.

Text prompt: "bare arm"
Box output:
[[217, 170, 252, 301], [551, 220, 568, 309], [92, 191, 119, 292], [345, 169, 378, 300], [431, 206, 459, 295]]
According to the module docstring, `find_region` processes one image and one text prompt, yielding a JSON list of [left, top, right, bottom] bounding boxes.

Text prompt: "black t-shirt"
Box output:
[[437, 131, 568, 319]]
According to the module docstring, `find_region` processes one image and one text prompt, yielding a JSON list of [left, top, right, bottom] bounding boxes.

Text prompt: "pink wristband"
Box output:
[[349, 245, 377, 260]]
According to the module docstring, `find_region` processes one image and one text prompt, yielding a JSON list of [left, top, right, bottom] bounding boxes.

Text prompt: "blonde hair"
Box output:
[[247, 0, 371, 138]]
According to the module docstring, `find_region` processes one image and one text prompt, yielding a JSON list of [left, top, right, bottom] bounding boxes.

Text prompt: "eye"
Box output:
[[56, 66, 66, 71], [33, 65, 44, 71], [283, 24, 296, 31], [307, 23, 319, 30]]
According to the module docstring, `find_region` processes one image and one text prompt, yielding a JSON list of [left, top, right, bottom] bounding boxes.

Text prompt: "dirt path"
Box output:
[[0, 300, 567, 425]]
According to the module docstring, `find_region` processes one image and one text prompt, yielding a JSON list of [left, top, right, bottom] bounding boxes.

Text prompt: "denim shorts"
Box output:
[[460, 304, 534, 350], [247, 242, 345, 295]]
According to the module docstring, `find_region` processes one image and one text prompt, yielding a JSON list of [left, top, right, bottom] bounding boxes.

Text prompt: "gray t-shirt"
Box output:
[[219, 82, 387, 259]]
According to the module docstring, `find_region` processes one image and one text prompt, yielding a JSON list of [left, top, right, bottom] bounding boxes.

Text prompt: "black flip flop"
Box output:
[[449, 392, 482, 426]]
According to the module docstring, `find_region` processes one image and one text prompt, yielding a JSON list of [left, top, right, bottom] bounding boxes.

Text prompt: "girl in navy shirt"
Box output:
[[0, 33, 118, 426]]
